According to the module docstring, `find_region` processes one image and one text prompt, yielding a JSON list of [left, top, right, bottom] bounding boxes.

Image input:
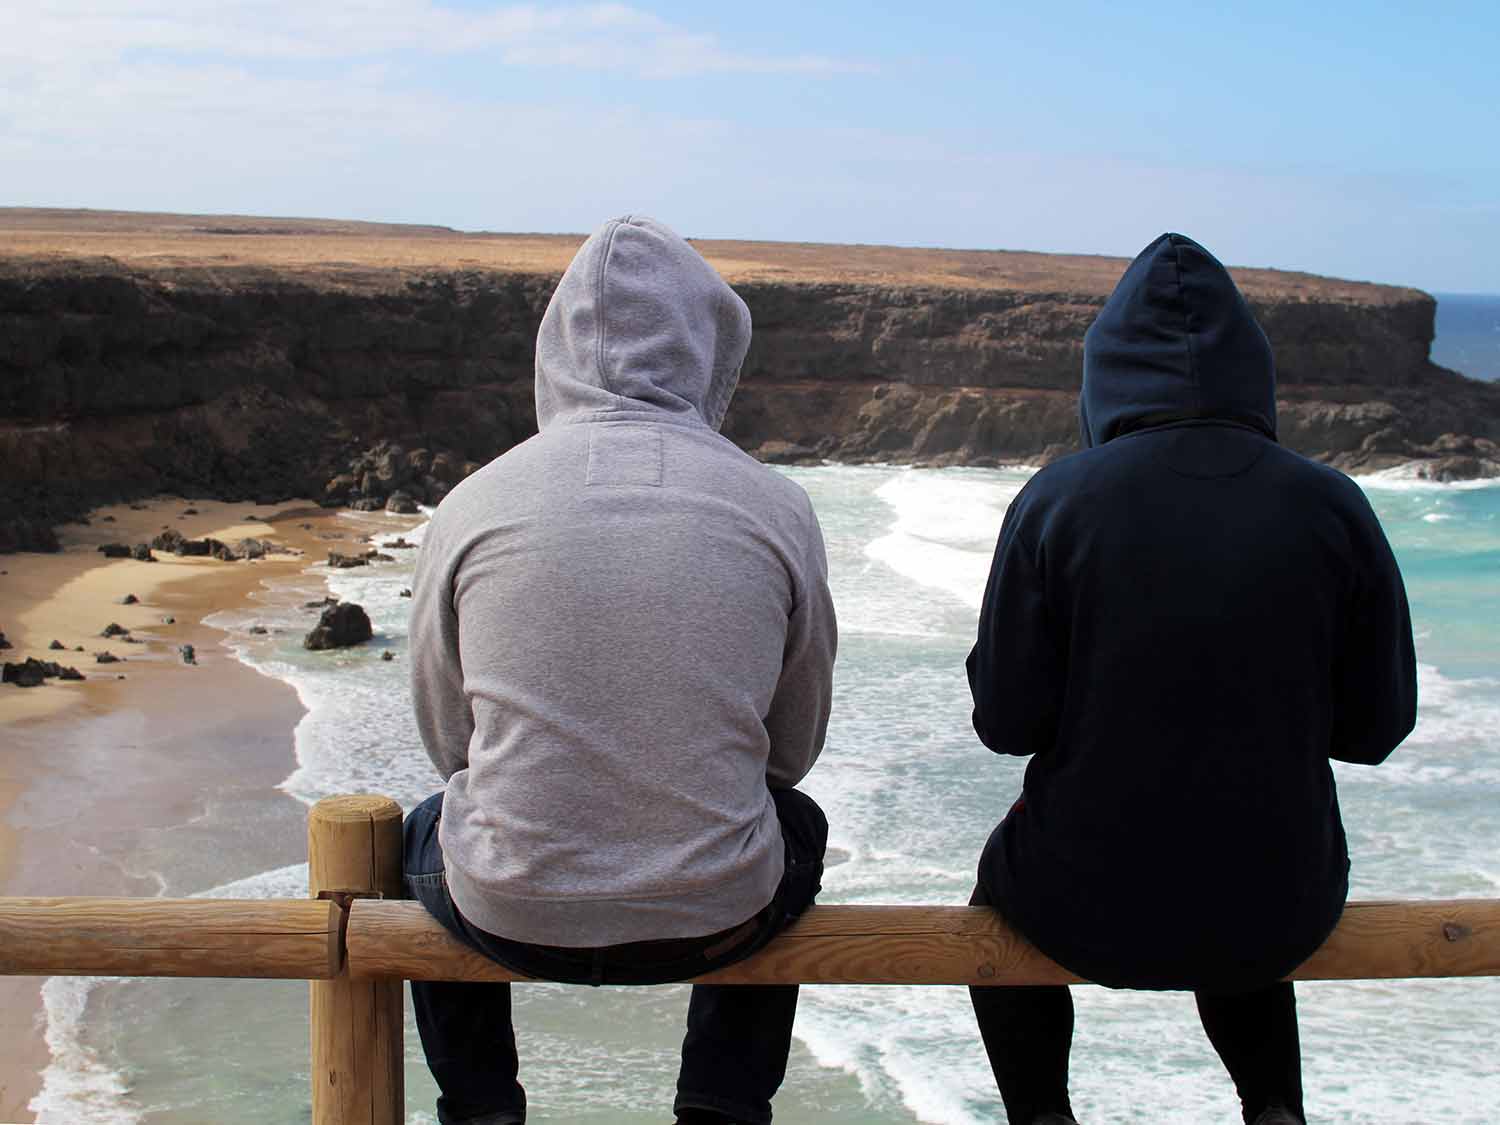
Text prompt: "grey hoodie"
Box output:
[[409, 216, 837, 946]]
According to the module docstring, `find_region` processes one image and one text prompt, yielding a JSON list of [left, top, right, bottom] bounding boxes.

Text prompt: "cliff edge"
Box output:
[[3, 209, 1497, 551]]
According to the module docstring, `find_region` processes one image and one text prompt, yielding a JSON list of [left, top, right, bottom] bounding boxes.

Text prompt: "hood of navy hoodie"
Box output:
[[534, 214, 752, 434], [1080, 233, 1276, 448]]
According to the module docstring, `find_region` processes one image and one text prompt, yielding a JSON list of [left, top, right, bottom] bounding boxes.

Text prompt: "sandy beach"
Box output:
[[0, 497, 419, 1122]]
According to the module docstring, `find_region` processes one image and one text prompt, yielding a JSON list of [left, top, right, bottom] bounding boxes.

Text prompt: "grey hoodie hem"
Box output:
[[444, 850, 786, 948]]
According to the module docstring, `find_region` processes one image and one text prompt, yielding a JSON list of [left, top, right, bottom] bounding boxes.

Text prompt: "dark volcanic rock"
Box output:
[[179, 644, 196, 665], [98, 543, 132, 558], [131, 543, 156, 561], [3, 232, 1498, 550], [304, 603, 373, 650], [3, 658, 44, 686], [151, 528, 186, 552], [326, 552, 369, 569], [0, 631, 10, 650], [117, 593, 138, 605], [3, 657, 80, 686], [48, 639, 63, 650], [386, 490, 419, 514], [101, 622, 129, 637], [0, 520, 61, 553], [94, 651, 121, 663]]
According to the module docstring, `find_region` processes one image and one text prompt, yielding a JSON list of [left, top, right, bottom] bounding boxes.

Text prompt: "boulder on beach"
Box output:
[[3, 658, 46, 687], [385, 490, 419, 515], [326, 552, 369, 569], [131, 543, 156, 562], [304, 603, 373, 650], [101, 622, 130, 638], [180, 644, 197, 665], [3, 657, 84, 687], [117, 594, 139, 605], [0, 630, 10, 650], [95, 651, 122, 663], [151, 528, 186, 552], [98, 543, 132, 558]]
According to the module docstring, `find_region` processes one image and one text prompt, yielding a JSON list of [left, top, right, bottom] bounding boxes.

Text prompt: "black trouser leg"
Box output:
[[675, 788, 828, 1125], [968, 982, 1076, 1123], [1195, 981, 1304, 1124], [409, 978, 526, 1125], [405, 793, 527, 1124], [677, 982, 800, 1124], [968, 879, 1075, 1123]]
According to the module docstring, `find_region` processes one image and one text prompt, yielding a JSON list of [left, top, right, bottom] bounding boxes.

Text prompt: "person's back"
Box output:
[[407, 215, 836, 1125], [966, 233, 1416, 1124]]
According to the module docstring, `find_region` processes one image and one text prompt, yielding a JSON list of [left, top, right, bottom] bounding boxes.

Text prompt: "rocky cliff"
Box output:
[[3, 209, 1498, 551]]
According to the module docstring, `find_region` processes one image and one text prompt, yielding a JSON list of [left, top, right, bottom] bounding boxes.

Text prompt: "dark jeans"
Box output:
[[404, 788, 828, 1125], [968, 882, 1305, 1124]]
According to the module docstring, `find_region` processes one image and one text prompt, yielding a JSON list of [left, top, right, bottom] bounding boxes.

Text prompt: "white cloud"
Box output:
[[0, 4, 1490, 290], [0, 1, 867, 75]]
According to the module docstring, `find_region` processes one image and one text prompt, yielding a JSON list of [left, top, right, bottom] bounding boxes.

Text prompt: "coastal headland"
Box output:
[[5, 207, 1500, 554]]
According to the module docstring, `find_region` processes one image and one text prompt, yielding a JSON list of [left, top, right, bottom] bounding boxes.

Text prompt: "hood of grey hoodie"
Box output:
[[534, 215, 753, 433]]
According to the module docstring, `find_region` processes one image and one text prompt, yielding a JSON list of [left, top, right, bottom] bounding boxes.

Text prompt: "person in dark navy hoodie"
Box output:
[[965, 233, 1416, 1125]]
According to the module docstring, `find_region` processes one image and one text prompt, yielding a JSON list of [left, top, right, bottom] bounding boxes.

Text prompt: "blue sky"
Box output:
[[2, 1, 1496, 292]]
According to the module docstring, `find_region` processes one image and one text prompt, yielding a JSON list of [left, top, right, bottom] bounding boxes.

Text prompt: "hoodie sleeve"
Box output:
[[409, 517, 474, 781], [763, 504, 837, 789], [1329, 502, 1417, 766], [967, 499, 1065, 757]]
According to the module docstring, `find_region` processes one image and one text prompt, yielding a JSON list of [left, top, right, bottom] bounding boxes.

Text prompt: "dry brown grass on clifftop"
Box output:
[[0, 207, 1418, 303]]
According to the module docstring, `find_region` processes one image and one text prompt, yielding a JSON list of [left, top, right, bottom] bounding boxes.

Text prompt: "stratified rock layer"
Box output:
[[3, 209, 1497, 550]]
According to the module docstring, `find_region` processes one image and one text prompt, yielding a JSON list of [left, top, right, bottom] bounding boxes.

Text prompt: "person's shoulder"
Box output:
[[1012, 446, 1116, 507], [1262, 444, 1378, 510]]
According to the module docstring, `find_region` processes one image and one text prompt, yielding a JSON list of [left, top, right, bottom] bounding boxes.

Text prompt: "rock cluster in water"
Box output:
[[304, 602, 373, 650]]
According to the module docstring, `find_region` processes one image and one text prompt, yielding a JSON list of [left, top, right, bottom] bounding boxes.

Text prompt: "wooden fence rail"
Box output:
[[2, 793, 1498, 1125]]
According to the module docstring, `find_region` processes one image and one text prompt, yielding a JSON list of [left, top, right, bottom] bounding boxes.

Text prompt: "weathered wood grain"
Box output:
[[0, 896, 340, 979], [344, 899, 1500, 986], [308, 794, 404, 1125]]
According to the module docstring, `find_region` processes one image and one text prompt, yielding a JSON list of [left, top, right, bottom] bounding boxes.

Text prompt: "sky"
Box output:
[[2, 1, 1496, 293]]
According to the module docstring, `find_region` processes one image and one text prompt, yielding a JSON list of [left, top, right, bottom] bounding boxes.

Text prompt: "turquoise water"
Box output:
[[33, 462, 1500, 1124]]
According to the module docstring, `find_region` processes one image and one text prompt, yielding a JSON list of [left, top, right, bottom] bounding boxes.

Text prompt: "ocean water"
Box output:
[[29, 463, 1500, 1124], [1432, 294, 1500, 383]]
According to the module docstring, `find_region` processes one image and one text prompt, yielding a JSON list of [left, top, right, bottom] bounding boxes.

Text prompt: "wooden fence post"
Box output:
[[309, 794, 405, 1125]]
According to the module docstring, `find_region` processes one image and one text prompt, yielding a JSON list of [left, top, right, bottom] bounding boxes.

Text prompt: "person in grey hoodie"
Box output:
[[405, 214, 837, 1125]]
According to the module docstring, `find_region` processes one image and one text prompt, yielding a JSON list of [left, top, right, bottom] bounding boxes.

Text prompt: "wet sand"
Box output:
[[0, 497, 403, 1122]]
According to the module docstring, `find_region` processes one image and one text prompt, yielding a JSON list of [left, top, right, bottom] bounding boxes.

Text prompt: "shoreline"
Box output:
[[0, 496, 414, 1123]]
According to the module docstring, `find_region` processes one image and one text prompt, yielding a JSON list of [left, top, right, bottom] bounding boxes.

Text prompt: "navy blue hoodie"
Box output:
[[967, 233, 1416, 991]]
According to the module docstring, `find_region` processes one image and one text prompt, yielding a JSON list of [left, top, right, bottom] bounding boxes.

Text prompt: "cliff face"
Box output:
[[3, 215, 1498, 551]]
